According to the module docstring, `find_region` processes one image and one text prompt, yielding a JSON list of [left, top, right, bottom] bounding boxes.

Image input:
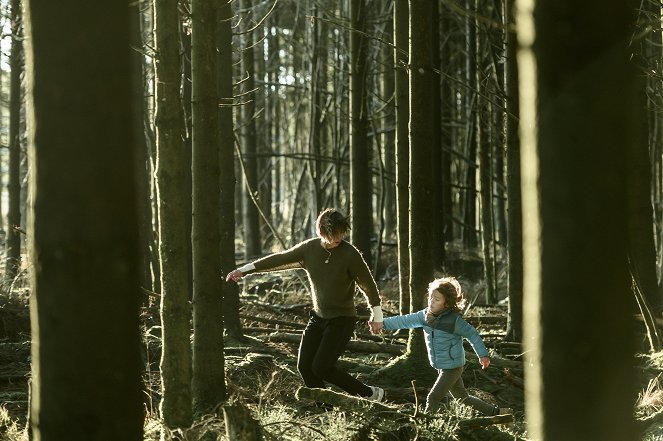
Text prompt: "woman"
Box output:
[[226, 208, 385, 401]]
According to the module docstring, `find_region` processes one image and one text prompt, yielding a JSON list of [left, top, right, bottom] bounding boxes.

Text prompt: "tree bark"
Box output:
[[350, 0, 373, 262], [218, 0, 242, 341], [518, 0, 639, 439], [25, 0, 143, 437], [154, 0, 192, 428], [240, 0, 261, 260], [504, 0, 523, 341], [5, 0, 22, 282], [191, 0, 225, 416], [393, 0, 410, 315]]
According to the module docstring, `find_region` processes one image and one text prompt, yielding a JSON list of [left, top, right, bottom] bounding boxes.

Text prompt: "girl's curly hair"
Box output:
[[428, 277, 466, 313]]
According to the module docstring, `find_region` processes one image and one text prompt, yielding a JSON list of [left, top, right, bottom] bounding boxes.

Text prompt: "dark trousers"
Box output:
[[297, 311, 372, 397]]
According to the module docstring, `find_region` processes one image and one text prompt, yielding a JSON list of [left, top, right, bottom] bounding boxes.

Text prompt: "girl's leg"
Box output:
[[448, 373, 498, 415], [309, 315, 372, 397], [425, 367, 464, 413]]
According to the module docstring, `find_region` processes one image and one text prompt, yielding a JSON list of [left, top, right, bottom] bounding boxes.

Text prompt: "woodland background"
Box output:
[[0, 0, 663, 440]]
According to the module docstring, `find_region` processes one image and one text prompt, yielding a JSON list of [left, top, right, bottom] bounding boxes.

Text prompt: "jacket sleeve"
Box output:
[[383, 310, 426, 331], [454, 316, 489, 358]]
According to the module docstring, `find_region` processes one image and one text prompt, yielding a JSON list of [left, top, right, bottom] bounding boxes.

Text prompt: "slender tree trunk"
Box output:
[[191, 0, 225, 415], [518, 0, 638, 438], [440, 5, 454, 245], [240, 0, 261, 259], [5, 0, 22, 282], [431, 0, 445, 268], [382, 12, 396, 240], [504, 0, 522, 341], [462, 0, 478, 249], [407, 0, 435, 365], [25, 1, 143, 438], [394, 0, 410, 315], [350, 0, 373, 262], [154, 0, 192, 429], [308, 2, 324, 215], [476, 0, 496, 303], [130, 0, 154, 295], [219, 0, 242, 341]]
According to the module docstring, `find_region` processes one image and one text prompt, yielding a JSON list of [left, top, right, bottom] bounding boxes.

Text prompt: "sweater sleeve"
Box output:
[[383, 310, 426, 331], [348, 245, 382, 308], [454, 316, 489, 358], [248, 240, 308, 274]]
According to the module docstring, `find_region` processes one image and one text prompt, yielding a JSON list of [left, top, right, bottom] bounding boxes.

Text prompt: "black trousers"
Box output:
[[296, 311, 372, 397]]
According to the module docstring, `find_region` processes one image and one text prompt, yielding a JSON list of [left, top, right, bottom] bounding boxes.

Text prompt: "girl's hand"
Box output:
[[368, 320, 383, 335], [479, 356, 491, 369], [225, 269, 244, 283]]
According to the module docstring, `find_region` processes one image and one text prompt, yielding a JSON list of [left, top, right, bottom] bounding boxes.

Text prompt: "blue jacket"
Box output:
[[383, 309, 489, 370]]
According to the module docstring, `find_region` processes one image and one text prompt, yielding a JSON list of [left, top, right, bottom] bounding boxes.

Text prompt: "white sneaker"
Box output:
[[366, 386, 385, 402]]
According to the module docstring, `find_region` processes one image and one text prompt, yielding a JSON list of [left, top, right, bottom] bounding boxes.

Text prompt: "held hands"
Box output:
[[368, 320, 383, 335], [225, 269, 244, 283], [479, 356, 491, 370]]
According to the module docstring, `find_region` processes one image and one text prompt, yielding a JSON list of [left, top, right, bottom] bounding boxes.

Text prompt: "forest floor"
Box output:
[[2, 252, 663, 440]]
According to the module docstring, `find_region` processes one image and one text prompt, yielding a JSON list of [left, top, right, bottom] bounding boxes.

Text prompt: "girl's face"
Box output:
[[428, 290, 446, 314], [321, 232, 344, 249]]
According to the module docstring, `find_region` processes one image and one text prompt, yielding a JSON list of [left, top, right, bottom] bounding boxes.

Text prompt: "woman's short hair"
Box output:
[[315, 208, 351, 238]]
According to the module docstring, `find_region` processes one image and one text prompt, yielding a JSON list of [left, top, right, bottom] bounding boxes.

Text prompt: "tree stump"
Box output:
[[222, 403, 263, 441]]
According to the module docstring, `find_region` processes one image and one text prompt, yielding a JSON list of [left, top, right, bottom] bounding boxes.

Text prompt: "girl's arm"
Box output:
[[454, 316, 490, 359], [383, 310, 426, 331]]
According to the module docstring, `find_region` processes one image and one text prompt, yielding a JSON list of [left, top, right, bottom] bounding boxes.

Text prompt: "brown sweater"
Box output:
[[246, 238, 381, 318]]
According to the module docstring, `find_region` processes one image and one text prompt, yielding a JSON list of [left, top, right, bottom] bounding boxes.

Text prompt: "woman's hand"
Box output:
[[225, 269, 244, 283]]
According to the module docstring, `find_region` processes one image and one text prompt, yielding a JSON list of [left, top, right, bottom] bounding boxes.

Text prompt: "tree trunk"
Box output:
[[5, 0, 22, 282], [350, 0, 373, 262], [394, 0, 410, 315], [504, 0, 522, 342], [154, 0, 192, 429], [519, 0, 638, 439], [219, 0, 242, 341], [403, 0, 436, 373], [240, 0, 261, 260], [25, 1, 143, 438], [462, 0, 478, 249], [130, 0, 156, 300], [191, 0, 225, 416]]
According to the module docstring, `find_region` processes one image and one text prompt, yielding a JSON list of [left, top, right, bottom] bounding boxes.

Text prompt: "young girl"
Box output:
[[371, 277, 509, 415]]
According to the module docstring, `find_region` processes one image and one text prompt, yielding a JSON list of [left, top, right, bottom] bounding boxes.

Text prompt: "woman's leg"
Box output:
[[297, 312, 326, 388], [425, 367, 464, 413], [309, 316, 372, 397]]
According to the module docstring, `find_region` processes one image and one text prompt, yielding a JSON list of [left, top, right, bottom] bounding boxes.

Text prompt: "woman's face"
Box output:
[[428, 290, 446, 314], [321, 232, 344, 249]]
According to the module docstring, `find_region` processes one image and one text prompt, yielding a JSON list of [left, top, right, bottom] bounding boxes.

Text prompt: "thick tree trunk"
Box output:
[[518, 0, 639, 439], [25, 1, 143, 438]]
